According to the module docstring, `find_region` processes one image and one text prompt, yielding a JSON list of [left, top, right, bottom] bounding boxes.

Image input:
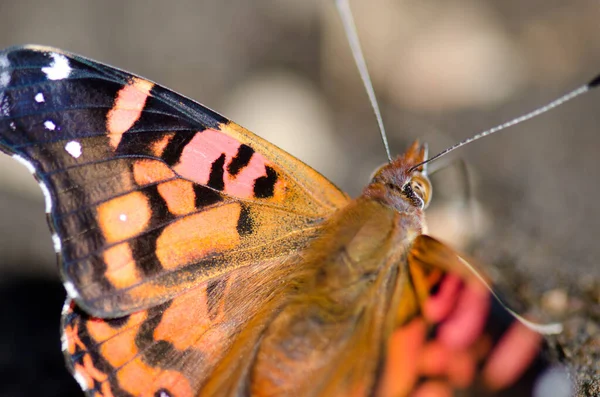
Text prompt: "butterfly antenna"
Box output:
[[410, 74, 600, 172], [335, 0, 393, 162]]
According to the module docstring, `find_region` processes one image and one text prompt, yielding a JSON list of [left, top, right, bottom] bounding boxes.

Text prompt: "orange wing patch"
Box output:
[[97, 191, 152, 244], [102, 243, 140, 290], [157, 179, 196, 216], [156, 203, 242, 270], [151, 132, 176, 157], [133, 160, 176, 186]]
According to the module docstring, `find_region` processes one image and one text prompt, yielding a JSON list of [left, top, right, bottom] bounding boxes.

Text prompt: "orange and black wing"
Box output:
[[0, 45, 349, 316], [0, 45, 350, 396]]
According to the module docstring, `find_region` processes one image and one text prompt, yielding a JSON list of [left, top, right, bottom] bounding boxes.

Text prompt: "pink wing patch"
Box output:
[[107, 78, 154, 149], [483, 322, 542, 390], [174, 128, 271, 198], [435, 278, 489, 350]]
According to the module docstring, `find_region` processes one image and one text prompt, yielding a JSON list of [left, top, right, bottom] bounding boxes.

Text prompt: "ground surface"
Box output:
[[0, 1, 598, 396]]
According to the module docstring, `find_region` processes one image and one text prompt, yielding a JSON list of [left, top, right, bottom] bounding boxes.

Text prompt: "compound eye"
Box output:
[[410, 173, 432, 208]]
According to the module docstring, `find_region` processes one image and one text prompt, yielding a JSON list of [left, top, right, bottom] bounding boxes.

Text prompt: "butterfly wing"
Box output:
[[379, 234, 565, 397], [0, 45, 352, 397], [0, 45, 349, 318]]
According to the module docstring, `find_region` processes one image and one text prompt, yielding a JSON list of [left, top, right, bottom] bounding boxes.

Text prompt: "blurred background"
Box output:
[[0, 0, 598, 395]]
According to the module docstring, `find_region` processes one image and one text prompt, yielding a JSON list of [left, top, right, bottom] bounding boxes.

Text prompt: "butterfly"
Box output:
[[0, 45, 574, 397]]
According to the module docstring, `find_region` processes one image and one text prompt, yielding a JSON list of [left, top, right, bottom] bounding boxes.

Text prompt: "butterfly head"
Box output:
[[366, 141, 432, 211]]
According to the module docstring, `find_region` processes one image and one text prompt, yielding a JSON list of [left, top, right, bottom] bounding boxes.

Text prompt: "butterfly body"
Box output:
[[0, 46, 566, 396], [250, 152, 430, 395]]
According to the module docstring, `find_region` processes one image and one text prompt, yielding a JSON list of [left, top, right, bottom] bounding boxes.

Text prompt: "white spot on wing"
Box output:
[[61, 331, 68, 352], [52, 233, 62, 253], [12, 154, 36, 174], [65, 141, 82, 158], [62, 298, 72, 315], [44, 120, 56, 130], [35, 92, 45, 103], [73, 370, 89, 391], [0, 54, 9, 90], [0, 54, 9, 116], [9, 121, 16, 131], [39, 181, 52, 213], [0, 94, 9, 117], [63, 281, 79, 299], [42, 53, 72, 80], [0, 71, 9, 87], [119, 214, 127, 222]]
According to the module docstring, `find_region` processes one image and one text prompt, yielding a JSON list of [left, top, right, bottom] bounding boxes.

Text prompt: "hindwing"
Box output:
[[380, 235, 562, 396]]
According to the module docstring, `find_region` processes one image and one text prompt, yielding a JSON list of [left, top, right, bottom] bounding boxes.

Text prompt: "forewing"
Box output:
[[380, 235, 567, 397], [0, 45, 349, 317]]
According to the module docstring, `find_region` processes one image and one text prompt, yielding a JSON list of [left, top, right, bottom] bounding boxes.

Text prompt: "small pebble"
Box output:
[[541, 288, 569, 314]]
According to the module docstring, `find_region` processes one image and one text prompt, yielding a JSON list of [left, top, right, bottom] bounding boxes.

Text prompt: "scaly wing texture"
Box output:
[[0, 45, 351, 396], [380, 235, 563, 397], [0, 45, 349, 317]]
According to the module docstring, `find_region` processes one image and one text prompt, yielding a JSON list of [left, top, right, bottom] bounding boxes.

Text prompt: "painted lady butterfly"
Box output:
[[0, 36, 592, 396]]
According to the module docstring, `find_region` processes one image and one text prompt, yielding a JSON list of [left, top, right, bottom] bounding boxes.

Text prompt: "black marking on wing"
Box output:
[[254, 166, 277, 198], [129, 184, 173, 277], [193, 184, 223, 209], [135, 302, 174, 362], [161, 131, 196, 166], [227, 144, 254, 176], [65, 305, 134, 397], [207, 153, 226, 191], [237, 204, 254, 237], [148, 85, 228, 130], [106, 314, 131, 329]]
